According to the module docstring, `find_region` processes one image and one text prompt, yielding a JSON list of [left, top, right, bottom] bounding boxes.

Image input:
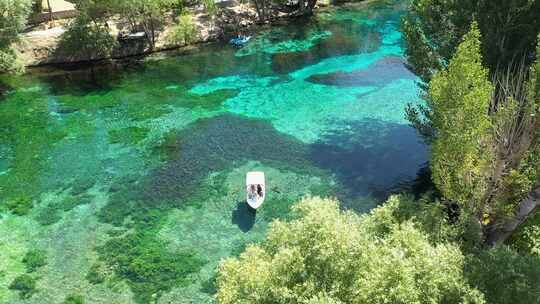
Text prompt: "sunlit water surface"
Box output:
[[0, 2, 427, 303]]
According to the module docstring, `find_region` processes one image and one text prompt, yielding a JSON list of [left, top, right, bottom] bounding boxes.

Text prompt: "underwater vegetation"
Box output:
[[22, 249, 47, 273], [0, 88, 68, 208], [4, 196, 34, 216], [178, 89, 239, 111], [70, 178, 96, 196], [63, 294, 85, 304], [108, 126, 151, 146], [95, 231, 205, 303], [269, 20, 383, 74], [0, 1, 422, 302], [91, 114, 337, 302], [146, 114, 313, 203], [35, 193, 94, 226], [9, 274, 37, 299], [310, 119, 427, 203]]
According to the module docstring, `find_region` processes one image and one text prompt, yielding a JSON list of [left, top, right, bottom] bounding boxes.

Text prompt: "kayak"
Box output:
[[230, 36, 251, 46]]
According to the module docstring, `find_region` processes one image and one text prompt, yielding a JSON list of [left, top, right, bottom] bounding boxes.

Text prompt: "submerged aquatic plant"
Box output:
[[63, 294, 85, 304], [70, 178, 96, 196], [108, 126, 150, 146], [35, 194, 94, 226], [5, 196, 33, 216], [97, 231, 205, 303], [9, 274, 37, 299], [85, 262, 110, 285], [22, 249, 47, 273]]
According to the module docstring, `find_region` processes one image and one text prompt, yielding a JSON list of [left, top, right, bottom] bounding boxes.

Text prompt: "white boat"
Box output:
[[246, 171, 265, 209]]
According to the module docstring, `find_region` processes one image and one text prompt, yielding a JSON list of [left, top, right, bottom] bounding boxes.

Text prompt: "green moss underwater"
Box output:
[[0, 1, 429, 303]]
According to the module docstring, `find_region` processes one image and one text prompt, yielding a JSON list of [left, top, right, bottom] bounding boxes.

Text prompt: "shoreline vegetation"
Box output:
[[9, 0, 377, 70], [1, 0, 539, 303]]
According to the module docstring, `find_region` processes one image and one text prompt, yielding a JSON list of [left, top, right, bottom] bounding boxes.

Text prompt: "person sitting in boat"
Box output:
[[248, 184, 257, 200], [257, 184, 263, 197]]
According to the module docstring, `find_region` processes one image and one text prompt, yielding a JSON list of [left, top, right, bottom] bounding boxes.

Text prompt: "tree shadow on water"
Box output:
[[232, 201, 257, 232]]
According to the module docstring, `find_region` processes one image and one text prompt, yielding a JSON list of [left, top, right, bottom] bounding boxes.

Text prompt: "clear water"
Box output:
[[0, 2, 427, 303]]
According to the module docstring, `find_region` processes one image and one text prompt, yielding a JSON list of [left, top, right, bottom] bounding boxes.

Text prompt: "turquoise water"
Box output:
[[0, 2, 427, 303]]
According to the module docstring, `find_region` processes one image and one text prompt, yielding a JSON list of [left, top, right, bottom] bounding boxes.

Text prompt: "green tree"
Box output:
[[428, 23, 494, 218], [402, 0, 540, 82], [169, 13, 197, 46], [419, 24, 540, 245], [484, 37, 540, 245], [217, 197, 485, 304], [0, 0, 31, 74], [56, 13, 116, 61], [112, 0, 180, 50], [465, 246, 540, 304]]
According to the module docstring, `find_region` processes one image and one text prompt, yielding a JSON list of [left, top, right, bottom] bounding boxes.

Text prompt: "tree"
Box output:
[[46, 0, 53, 23], [428, 23, 494, 218], [169, 13, 198, 46], [251, 0, 269, 23], [424, 23, 540, 245], [0, 0, 31, 74], [56, 13, 117, 61], [71, 0, 117, 22], [402, 0, 540, 82], [484, 37, 540, 245], [112, 0, 180, 50], [217, 197, 485, 304]]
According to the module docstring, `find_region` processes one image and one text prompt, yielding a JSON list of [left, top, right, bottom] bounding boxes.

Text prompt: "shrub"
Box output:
[[217, 197, 485, 304], [0, 48, 25, 74], [0, 0, 31, 74], [56, 14, 116, 61], [169, 14, 197, 46], [466, 246, 540, 304]]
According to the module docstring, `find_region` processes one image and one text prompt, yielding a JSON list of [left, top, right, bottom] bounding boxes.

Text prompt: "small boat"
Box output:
[[246, 171, 265, 209], [229, 35, 251, 47]]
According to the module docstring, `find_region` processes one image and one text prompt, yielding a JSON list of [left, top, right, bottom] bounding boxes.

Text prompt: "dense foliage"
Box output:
[[405, 17, 540, 246], [96, 230, 205, 303], [0, 0, 31, 74], [56, 14, 117, 61], [402, 0, 540, 82], [169, 13, 198, 46], [217, 197, 485, 304], [218, 196, 540, 303], [64, 0, 186, 54], [428, 23, 493, 211]]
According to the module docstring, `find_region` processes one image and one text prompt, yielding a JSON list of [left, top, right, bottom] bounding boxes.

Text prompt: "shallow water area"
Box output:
[[0, 1, 427, 303]]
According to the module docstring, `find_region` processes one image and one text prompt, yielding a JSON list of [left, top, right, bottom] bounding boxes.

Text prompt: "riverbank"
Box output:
[[15, 0, 339, 67], [12, 0, 392, 68]]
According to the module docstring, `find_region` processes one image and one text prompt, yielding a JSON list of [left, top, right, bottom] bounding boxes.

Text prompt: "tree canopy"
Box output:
[[217, 197, 485, 304], [402, 0, 540, 82], [0, 0, 31, 74], [404, 9, 540, 246], [428, 22, 494, 215]]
